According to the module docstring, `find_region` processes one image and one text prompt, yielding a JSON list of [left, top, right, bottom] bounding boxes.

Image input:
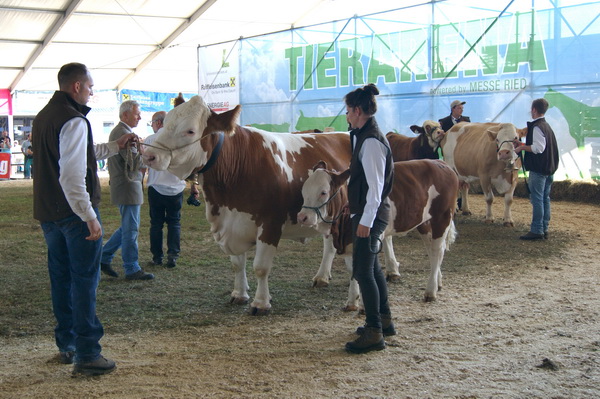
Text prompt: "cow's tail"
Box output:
[[445, 220, 457, 251]]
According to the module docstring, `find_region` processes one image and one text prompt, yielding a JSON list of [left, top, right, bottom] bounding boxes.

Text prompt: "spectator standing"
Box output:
[[100, 100, 154, 280], [439, 100, 471, 132], [344, 84, 396, 354], [0, 131, 10, 150], [21, 132, 33, 179], [32, 62, 138, 376], [515, 98, 559, 240], [144, 111, 186, 268]]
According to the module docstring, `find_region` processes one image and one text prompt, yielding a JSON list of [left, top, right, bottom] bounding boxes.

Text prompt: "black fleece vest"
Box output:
[[524, 117, 559, 176], [32, 91, 100, 222], [348, 117, 394, 218]]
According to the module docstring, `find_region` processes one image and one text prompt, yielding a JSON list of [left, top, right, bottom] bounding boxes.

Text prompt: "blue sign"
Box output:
[[120, 90, 193, 112]]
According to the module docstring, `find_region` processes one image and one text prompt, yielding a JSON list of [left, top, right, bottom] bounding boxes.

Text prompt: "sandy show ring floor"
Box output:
[[1, 179, 599, 398]]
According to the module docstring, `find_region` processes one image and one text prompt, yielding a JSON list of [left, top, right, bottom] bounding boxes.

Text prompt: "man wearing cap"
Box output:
[[439, 100, 471, 132]]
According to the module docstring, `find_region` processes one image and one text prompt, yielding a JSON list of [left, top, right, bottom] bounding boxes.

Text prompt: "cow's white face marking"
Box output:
[[299, 168, 333, 230], [494, 123, 518, 162], [143, 96, 212, 179]]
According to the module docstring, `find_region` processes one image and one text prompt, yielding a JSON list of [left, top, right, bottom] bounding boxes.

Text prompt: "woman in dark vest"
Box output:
[[344, 84, 395, 354]]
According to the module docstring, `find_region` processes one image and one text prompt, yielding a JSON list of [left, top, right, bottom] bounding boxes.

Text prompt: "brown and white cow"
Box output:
[[143, 95, 351, 314], [386, 120, 445, 162], [298, 159, 459, 304], [440, 122, 521, 226]]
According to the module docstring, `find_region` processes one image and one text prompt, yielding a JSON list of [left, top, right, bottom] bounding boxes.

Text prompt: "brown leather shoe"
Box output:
[[519, 232, 544, 240], [72, 355, 116, 376], [356, 314, 396, 336], [345, 327, 385, 354]]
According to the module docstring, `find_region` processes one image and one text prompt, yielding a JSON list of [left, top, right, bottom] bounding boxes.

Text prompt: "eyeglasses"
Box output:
[[151, 119, 161, 124]]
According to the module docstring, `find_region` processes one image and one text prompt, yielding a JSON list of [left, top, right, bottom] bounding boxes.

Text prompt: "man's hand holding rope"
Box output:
[[116, 132, 140, 150]]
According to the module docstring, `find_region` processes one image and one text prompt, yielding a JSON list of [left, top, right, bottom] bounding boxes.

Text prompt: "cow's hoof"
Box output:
[[342, 305, 358, 312], [386, 273, 401, 283], [424, 294, 437, 302], [249, 306, 271, 316], [312, 279, 329, 288], [462, 211, 472, 216], [484, 219, 494, 224], [230, 296, 249, 305], [503, 222, 514, 227]]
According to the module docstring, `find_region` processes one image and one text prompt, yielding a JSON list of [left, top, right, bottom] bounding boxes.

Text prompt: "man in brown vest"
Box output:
[[32, 63, 138, 376]]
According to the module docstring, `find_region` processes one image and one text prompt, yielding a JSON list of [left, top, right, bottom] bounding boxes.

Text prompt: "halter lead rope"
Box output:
[[301, 187, 343, 224], [128, 132, 224, 178]]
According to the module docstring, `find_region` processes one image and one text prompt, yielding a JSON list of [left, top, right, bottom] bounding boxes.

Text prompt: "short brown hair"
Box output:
[[57, 63, 90, 90], [531, 98, 549, 115]]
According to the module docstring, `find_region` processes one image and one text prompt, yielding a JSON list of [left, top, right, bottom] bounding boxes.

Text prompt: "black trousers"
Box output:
[[148, 186, 183, 262], [351, 213, 390, 329]]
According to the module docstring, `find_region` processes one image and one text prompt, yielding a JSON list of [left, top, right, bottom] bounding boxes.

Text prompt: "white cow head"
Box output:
[[298, 161, 350, 234], [486, 123, 519, 163], [143, 95, 240, 179], [410, 120, 445, 148]]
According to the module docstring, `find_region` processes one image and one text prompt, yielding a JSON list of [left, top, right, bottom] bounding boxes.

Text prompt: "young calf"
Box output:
[[297, 159, 459, 306], [386, 120, 445, 162]]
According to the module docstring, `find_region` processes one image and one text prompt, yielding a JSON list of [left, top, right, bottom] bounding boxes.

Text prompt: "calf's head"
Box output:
[[143, 95, 240, 179], [298, 161, 350, 233], [410, 120, 445, 148]]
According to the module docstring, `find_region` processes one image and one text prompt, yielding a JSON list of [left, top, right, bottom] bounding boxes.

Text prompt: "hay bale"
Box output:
[[465, 178, 599, 204], [551, 179, 600, 203]]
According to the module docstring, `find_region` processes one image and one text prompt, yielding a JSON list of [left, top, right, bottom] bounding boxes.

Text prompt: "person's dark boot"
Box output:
[[72, 355, 116, 376], [100, 263, 118, 278], [345, 327, 385, 354], [356, 314, 396, 336]]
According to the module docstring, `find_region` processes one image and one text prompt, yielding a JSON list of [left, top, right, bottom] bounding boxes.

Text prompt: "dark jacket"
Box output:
[[439, 115, 470, 132], [348, 117, 394, 221], [32, 91, 100, 222], [524, 117, 559, 175]]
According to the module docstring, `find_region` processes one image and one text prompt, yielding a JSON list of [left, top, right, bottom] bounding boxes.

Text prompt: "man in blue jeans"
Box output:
[[33, 62, 138, 376], [515, 98, 559, 240], [101, 100, 154, 280]]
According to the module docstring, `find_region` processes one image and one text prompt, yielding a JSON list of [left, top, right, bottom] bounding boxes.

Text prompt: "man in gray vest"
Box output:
[[100, 101, 154, 280], [33, 62, 138, 376]]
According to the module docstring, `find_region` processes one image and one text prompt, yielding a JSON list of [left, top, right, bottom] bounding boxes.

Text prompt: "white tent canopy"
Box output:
[[0, 0, 411, 93]]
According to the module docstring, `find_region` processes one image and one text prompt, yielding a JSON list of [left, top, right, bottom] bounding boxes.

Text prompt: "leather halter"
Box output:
[[198, 132, 224, 174], [301, 187, 343, 224]]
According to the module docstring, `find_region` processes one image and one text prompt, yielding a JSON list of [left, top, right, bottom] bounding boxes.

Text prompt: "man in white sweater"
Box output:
[[144, 111, 187, 268]]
